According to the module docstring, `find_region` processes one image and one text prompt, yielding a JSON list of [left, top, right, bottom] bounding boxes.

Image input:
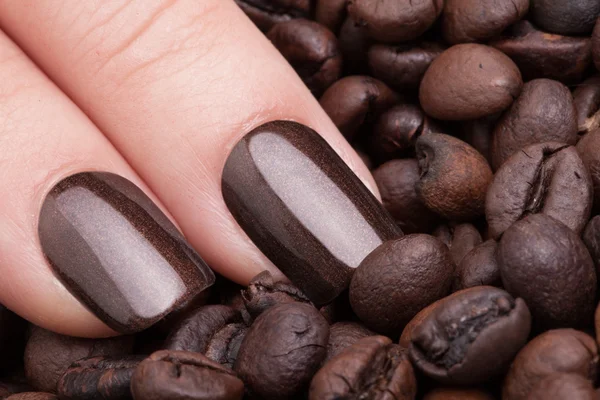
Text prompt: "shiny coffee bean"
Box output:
[[325, 322, 375, 362], [6, 394, 58, 400], [409, 286, 531, 385], [490, 79, 578, 170], [577, 129, 600, 212], [458, 115, 498, 164], [234, 0, 311, 32], [453, 240, 501, 291], [57, 356, 142, 400], [503, 329, 598, 400], [573, 75, 600, 135], [423, 387, 494, 400], [486, 143, 592, 238], [347, 0, 442, 43], [420, 44, 522, 121], [530, 0, 600, 35], [309, 336, 417, 400], [234, 302, 329, 399], [131, 350, 244, 400], [319, 76, 399, 141], [24, 326, 133, 393], [441, 0, 529, 44], [584, 216, 600, 271], [528, 373, 597, 400], [338, 17, 371, 73], [490, 21, 592, 84], [368, 42, 444, 91], [416, 133, 493, 220], [498, 214, 596, 329], [350, 234, 454, 336], [373, 159, 440, 234], [267, 19, 342, 97], [315, 0, 347, 34]]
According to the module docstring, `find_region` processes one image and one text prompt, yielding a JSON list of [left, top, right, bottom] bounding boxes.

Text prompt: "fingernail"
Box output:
[[38, 172, 215, 333], [222, 121, 401, 305]]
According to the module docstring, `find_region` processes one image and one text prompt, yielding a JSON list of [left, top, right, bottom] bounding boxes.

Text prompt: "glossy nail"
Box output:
[[38, 172, 215, 333], [222, 121, 401, 305]]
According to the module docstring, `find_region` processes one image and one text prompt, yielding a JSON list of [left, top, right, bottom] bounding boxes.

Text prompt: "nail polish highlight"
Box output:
[[38, 172, 215, 333], [222, 121, 402, 305]]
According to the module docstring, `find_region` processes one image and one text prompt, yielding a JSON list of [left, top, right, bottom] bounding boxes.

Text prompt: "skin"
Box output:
[[0, 1, 377, 337]]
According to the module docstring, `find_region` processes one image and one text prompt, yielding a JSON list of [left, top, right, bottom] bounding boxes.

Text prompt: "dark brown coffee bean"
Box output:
[[24, 326, 133, 393], [315, 0, 347, 34], [498, 214, 596, 329], [320, 76, 398, 141], [6, 394, 58, 400], [453, 240, 501, 291], [423, 387, 494, 400], [338, 17, 371, 74], [57, 356, 142, 400], [528, 373, 597, 400], [164, 305, 243, 353], [368, 42, 444, 91], [234, 0, 310, 32], [241, 271, 312, 320], [350, 234, 454, 336], [503, 329, 598, 400], [490, 79, 578, 170], [594, 19, 600, 71], [490, 21, 592, 84], [486, 143, 592, 238], [372, 159, 440, 234], [131, 350, 244, 400], [419, 44, 522, 121], [441, 0, 529, 44], [577, 129, 600, 213], [573, 75, 600, 136], [530, 0, 600, 35], [325, 322, 375, 362], [399, 300, 439, 348], [446, 223, 482, 266], [584, 216, 600, 273], [416, 133, 493, 220], [267, 19, 342, 97], [409, 286, 531, 385], [203, 323, 248, 371], [309, 336, 417, 400], [234, 302, 329, 399], [459, 116, 499, 163]]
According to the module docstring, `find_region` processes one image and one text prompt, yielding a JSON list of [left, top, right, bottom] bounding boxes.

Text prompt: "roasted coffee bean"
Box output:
[[234, 0, 311, 32], [201, 322, 247, 370], [399, 300, 439, 348], [453, 240, 501, 291], [350, 234, 454, 336], [498, 214, 596, 329], [584, 216, 600, 270], [347, 0, 442, 43], [503, 329, 598, 400], [409, 286, 531, 385], [309, 336, 417, 400], [419, 44, 522, 121], [24, 326, 133, 393], [57, 356, 142, 400], [319, 76, 398, 140], [6, 394, 58, 400], [164, 305, 243, 353], [267, 19, 342, 96], [490, 79, 578, 170], [338, 17, 371, 73], [131, 350, 244, 400], [573, 75, 600, 135], [325, 322, 375, 362], [423, 387, 494, 400], [315, 0, 347, 34], [441, 0, 529, 44], [234, 302, 328, 399], [373, 159, 440, 234], [486, 143, 592, 238], [594, 19, 600, 71], [241, 271, 312, 319], [368, 42, 444, 91], [369, 104, 440, 162], [577, 129, 600, 212], [416, 133, 493, 220], [446, 223, 482, 266], [458, 115, 498, 164], [490, 21, 592, 84], [530, 0, 600, 35], [528, 373, 597, 400]]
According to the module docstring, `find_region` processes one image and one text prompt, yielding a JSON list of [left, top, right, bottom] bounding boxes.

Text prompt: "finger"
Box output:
[[0, 0, 380, 285], [0, 30, 213, 337]]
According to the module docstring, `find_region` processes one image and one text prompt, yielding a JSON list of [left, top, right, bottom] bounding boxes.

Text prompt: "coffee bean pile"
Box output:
[[4, 1, 600, 399]]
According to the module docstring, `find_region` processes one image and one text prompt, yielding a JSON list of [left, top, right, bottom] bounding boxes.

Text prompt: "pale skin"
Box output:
[[0, 0, 378, 337]]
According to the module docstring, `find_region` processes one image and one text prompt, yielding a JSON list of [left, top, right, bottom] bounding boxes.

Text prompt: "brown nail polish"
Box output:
[[222, 121, 402, 305], [38, 172, 215, 333]]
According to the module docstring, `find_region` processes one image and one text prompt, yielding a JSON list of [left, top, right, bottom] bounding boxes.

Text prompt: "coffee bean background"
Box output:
[[4, 1, 600, 399]]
